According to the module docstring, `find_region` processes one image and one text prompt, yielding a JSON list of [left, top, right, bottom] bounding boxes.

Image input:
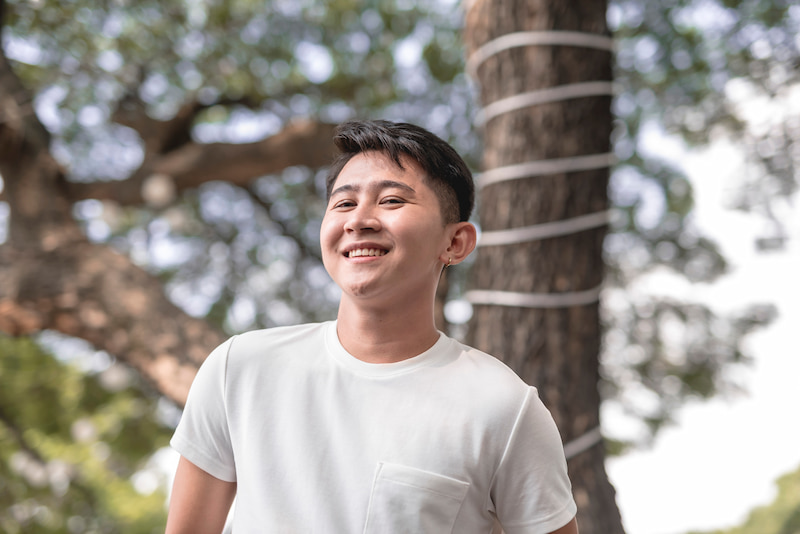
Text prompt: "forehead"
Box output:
[[331, 151, 428, 191]]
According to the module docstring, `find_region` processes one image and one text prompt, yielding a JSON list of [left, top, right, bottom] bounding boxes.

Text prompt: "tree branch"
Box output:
[[0, 243, 224, 406], [111, 87, 261, 155], [111, 93, 201, 155], [0, 34, 50, 161], [63, 120, 337, 206]]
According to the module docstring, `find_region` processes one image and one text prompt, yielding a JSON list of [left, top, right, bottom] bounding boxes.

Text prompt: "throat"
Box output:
[[335, 307, 440, 364]]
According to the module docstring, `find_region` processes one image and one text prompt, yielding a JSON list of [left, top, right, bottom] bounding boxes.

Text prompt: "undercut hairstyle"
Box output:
[[326, 120, 475, 224]]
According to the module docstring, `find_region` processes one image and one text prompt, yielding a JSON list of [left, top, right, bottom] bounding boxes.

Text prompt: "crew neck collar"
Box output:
[[325, 321, 451, 377]]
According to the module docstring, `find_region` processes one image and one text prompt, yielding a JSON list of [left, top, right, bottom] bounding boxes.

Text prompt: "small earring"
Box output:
[[446, 257, 452, 268]]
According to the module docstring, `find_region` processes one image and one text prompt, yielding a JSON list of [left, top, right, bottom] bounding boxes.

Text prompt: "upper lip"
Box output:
[[342, 242, 390, 256]]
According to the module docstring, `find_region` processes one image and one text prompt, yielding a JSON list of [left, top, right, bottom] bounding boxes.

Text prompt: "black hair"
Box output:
[[325, 120, 474, 223]]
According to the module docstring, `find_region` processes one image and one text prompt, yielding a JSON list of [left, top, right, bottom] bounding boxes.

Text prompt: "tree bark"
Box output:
[[464, 1, 624, 532], [0, 242, 225, 405]]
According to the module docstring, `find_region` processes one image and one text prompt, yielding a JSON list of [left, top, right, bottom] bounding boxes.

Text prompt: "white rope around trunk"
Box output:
[[564, 426, 603, 460], [464, 285, 602, 309], [466, 30, 615, 78], [477, 210, 613, 247], [477, 152, 616, 189], [475, 81, 615, 126], [460, 20, 610, 471]]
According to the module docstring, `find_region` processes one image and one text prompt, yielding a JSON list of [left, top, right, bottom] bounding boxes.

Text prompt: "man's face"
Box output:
[[320, 151, 452, 306]]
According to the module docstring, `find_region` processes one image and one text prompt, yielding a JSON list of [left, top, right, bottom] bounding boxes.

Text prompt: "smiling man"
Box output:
[[166, 120, 579, 534]]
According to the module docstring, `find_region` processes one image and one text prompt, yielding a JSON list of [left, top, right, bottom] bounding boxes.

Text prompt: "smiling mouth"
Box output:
[[347, 248, 388, 258]]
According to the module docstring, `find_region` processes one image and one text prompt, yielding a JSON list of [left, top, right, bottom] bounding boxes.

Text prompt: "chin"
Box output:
[[341, 279, 377, 299]]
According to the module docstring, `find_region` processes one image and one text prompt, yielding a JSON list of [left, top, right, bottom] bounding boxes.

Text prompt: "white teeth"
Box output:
[[348, 248, 387, 258]]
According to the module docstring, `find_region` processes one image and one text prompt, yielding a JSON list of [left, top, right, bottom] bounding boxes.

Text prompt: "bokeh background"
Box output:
[[1, 0, 798, 532]]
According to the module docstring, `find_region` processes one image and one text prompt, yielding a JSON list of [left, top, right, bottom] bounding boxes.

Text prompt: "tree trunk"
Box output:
[[463, 1, 624, 532]]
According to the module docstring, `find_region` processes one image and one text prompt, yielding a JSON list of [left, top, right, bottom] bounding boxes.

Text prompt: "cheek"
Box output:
[[320, 212, 338, 236], [404, 220, 446, 246], [319, 233, 337, 274], [319, 218, 335, 251], [320, 214, 347, 252]]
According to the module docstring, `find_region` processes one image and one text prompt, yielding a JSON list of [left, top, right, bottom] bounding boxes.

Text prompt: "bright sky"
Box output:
[[606, 140, 800, 534]]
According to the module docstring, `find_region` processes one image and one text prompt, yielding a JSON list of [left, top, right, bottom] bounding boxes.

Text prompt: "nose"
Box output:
[[343, 204, 381, 233]]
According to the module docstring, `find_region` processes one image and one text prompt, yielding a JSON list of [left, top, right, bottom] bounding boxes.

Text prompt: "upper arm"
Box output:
[[165, 456, 237, 534], [492, 389, 577, 529], [549, 517, 579, 534]]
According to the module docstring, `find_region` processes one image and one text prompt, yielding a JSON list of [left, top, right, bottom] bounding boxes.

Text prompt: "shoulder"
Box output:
[[440, 337, 535, 415], [232, 322, 329, 351], [447, 338, 528, 389], [222, 321, 331, 373]]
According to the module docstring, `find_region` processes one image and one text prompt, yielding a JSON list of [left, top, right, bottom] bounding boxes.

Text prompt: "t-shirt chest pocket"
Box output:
[[363, 462, 470, 534]]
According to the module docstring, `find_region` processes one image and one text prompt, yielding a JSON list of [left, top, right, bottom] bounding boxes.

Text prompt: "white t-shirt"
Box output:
[[171, 321, 576, 534]]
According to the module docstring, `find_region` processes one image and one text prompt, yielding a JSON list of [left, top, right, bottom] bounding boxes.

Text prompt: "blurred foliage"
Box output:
[[687, 463, 800, 534], [610, 0, 799, 251], [0, 0, 796, 526], [600, 0, 795, 443], [600, 296, 776, 439], [3, 0, 477, 177], [4, 0, 476, 333], [0, 334, 172, 533]]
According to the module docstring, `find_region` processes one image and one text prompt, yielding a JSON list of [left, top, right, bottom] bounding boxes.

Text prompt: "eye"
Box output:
[[332, 199, 356, 209], [380, 197, 405, 205]]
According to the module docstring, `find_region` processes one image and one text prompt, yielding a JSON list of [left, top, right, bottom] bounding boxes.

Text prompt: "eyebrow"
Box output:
[[330, 180, 417, 198]]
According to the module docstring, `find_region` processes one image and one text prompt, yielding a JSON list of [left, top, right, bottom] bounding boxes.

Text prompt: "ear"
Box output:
[[440, 222, 477, 266]]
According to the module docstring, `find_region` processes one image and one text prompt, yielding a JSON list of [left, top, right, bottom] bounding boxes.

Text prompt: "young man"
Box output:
[[166, 120, 579, 534]]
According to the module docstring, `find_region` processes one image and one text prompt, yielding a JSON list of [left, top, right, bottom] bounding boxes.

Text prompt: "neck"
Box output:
[[335, 299, 440, 364]]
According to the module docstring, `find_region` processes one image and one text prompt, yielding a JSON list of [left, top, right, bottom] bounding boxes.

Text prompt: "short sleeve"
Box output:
[[491, 388, 577, 534], [170, 337, 237, 482]]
